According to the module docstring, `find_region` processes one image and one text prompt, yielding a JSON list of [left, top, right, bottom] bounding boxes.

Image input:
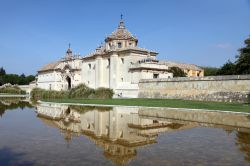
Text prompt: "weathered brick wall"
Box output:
[[138, 75, 250, 103]]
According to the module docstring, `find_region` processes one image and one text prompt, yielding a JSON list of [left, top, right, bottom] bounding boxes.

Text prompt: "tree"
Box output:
[[0, 77, 3, 86], [169, 67, 187, 77], [235, 36, 250, 74], [18, 73, 26, 85], [0, 73, 35, 85], [26, 75, 36, 83], [216, 60, 236, 75], [202, 66, 219, 76], [0, 67, 6, 76]]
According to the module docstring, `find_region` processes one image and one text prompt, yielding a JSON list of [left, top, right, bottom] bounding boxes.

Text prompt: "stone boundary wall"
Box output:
[[138, 75, 250, 103]]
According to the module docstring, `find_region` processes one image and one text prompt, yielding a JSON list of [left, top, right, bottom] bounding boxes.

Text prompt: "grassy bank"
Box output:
[[42, 98, 250, 113], [0, 85, 26, 94]]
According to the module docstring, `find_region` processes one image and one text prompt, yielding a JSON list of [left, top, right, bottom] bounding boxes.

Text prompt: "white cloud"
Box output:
[[215, 43, 233, 49]]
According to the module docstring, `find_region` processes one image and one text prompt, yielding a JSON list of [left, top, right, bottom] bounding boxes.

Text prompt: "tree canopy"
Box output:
[[235, 36, 250, 74], [0, 67, 35, 86], [202, 66, 219, 76], [216, 60, 236, 75], [169, 67, 187, 77], [202, 35, 250, 76], [0, 67, 6, 76]]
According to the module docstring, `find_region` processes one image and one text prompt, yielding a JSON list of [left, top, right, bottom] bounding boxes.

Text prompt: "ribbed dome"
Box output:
[[105, 20, 138, 42]]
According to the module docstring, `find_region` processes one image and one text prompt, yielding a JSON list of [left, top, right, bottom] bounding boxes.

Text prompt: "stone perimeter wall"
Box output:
[[138, 75, 250, 103]]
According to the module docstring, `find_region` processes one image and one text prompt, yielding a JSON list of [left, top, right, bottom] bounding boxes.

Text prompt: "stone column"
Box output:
[[109, 52, 119, 89], [95, 56, 103, 88]]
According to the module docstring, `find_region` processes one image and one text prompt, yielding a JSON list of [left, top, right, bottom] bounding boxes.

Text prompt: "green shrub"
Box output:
[[31, 84, 113, 100], [31, 88, 68, 100], [69, 84, 95, 98], [0, 85, 26, 94], [93, 87, 114, 99], [69, 84, 113, 99], [31, 88, 42, 100]]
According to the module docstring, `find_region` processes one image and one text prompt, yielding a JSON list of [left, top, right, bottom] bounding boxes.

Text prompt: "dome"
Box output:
[[105, 20, 138, 42]]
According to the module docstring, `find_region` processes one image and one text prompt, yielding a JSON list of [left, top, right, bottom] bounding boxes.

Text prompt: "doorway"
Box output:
[[66, 76, 71, 90]]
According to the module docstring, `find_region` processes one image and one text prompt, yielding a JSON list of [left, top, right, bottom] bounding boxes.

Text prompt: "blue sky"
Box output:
[[0, 0, 250, 75]]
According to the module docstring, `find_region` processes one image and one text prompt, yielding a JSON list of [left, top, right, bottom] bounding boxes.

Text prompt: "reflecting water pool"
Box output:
[[0, 98, 250, 166]]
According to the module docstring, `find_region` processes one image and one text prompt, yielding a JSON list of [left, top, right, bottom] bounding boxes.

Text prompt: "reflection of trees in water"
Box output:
[[0, 98, 33, 117], [0, 109, 4, 117], [236, 132, 250, 163]]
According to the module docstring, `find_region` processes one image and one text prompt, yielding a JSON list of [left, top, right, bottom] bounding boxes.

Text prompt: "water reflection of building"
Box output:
[[36, 103, 195, 165]]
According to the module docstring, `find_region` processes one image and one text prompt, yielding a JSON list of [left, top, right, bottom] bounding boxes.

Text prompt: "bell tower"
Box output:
[[65, 43, 73, 59]]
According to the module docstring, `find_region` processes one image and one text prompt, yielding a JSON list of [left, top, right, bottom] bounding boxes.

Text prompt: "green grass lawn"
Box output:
[[42, 98, 250, 113]]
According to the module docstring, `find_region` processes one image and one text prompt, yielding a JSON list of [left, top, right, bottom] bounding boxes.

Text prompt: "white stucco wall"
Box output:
[[37, 59, 82, 91]]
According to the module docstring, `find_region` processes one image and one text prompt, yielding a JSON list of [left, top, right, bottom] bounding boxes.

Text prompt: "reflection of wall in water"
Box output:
[[139, 107, 250, 129], [236, 132, 250, 163]]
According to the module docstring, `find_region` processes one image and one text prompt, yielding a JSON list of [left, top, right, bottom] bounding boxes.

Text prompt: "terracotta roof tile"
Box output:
[[105, 20, 137, 41], [160, 61, 203, 71], [38, 61, 61, 72]]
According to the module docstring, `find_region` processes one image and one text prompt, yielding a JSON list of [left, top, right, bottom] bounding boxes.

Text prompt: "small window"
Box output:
[[121, 77, 123, 82], [129, 42, 132, 46], [107, 58, 110, 67], [88, 64, 91, 69], [121, 58, 124, 64], [153, 120, 159, 123], [153, 73, 159, 79], [118, 42, 122, 48]]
